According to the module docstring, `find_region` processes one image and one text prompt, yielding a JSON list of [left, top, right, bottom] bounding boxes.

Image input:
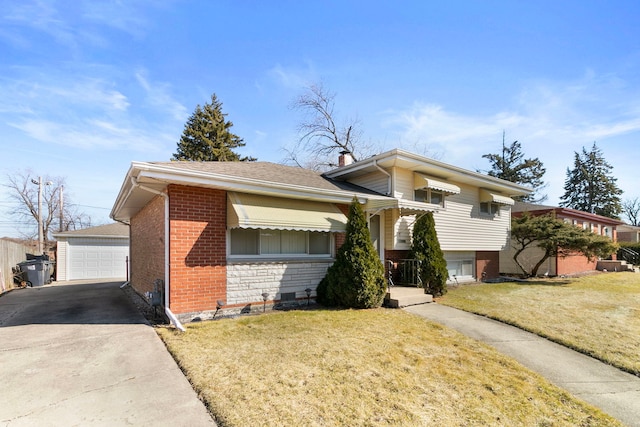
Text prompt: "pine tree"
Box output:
[[559, 143, 622, 219], [481, 133, 547, 203], [172, 94, 255, 161], [409, 212, 448, 296], [316, 197, 386, 308]]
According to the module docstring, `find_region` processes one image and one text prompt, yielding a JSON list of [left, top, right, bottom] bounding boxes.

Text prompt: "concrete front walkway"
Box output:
[[0, 281, 215, 426], [405, 303, 640, 427]]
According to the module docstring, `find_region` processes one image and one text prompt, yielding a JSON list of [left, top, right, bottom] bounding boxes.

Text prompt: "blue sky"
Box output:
[[2, 0, 640, 237]]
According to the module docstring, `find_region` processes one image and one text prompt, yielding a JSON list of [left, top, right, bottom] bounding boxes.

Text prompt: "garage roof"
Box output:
[[53, 223, 129, 239]]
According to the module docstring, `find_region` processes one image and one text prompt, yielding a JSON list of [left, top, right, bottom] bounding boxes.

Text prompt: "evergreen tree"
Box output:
[[481, 133, 547, 203], [316, 197, 386, 308], [409, 212, 448, 296], [172, 94, 255, 161], [559, 143, 622, 219]]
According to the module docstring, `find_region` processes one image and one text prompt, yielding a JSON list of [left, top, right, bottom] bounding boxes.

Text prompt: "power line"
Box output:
[[73, 204, 111, 210]]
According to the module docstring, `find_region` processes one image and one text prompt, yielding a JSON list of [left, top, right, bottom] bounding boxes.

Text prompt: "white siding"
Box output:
[[388, 174, 511, 252], [56, 239, 69, 281], [226, 260, 332, 305], [393, 168, 413, 199], [433, 183, 511, 251], [390, 210, 414, 250], [349, 171, 389, 195]]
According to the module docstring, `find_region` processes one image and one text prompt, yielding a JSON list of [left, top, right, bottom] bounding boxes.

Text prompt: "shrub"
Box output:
[[409, 212, 448, 296], [317, 197, 386, 308]]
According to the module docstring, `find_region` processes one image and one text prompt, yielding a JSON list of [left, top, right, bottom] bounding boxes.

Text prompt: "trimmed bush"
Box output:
[[317, 197, 386, 308], [409, 211, 448, 296]]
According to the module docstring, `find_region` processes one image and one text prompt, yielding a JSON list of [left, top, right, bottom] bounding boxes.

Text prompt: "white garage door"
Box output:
[[68, 238, 129, 280]]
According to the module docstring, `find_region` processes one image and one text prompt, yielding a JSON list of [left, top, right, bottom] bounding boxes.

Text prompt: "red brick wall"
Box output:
[[130, 194, 165, 296], [557, 254, 597, 276], [384, 250, 411, 284], [385, 250, 411, 265], [168, 185, 227, 314], [476, 251, 500, 281], [333, 203, 350, 253]]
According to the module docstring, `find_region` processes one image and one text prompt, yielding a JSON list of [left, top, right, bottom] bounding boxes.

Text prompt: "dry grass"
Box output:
[[439, 272, 640, 375], [157, 309, 618, 427]]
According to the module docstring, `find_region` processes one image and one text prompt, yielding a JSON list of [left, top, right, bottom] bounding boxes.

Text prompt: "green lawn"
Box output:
[[438, 272, 640, 375], [158, 309, 619, 426]]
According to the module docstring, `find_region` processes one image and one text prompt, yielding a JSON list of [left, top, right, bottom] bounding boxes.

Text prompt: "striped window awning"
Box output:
[[227, 192, 347, 232], [365, 198, 436, 216], [414, 174, 461, 194], [480, 189, 515, 206]]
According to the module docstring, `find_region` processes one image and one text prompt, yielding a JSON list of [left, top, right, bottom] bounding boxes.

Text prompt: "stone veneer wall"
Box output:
[[226, 260, 333, 305]]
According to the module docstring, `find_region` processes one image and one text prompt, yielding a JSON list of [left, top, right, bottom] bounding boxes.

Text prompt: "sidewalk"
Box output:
[[405, 303, 640, 427]]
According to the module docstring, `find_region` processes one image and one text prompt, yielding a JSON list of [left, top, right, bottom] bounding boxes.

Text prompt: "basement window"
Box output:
[[279, 292, 296, 302]]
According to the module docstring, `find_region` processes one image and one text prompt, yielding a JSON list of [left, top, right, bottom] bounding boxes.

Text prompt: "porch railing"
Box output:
[[387, 259, 423, 287], [618, 247, 640, 266]]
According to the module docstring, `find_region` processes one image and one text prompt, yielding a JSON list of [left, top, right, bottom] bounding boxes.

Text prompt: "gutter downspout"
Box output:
[[130, 177, 185, 332], [373, 160, 392, 196]]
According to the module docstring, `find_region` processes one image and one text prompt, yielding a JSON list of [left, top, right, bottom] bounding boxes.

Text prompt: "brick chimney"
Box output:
[[338, 151, 354, 167]]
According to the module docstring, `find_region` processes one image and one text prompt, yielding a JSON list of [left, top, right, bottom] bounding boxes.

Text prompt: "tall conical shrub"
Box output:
[[317, 197, 386, 308], [409, 211, 448, 296]]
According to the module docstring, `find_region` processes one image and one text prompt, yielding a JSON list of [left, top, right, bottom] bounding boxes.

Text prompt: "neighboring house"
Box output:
[[53, 223, 130, 281], [500, 202, 624, 276], [110, 149, 530, 323], [617, 224, 640, 243]]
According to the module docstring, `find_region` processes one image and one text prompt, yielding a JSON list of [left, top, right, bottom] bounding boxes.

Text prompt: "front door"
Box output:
[[369, 214, 384, 262]]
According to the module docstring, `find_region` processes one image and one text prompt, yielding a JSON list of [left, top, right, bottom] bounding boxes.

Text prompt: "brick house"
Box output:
[[110, 149, 530, 326], [499, 202, 624, 276]]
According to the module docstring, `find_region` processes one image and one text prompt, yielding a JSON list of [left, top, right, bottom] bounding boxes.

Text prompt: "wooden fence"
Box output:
[[0, 239, 35, 292]]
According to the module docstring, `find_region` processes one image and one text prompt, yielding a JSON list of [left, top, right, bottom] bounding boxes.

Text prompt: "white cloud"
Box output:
[[268, 62, 318, 90], [383, 71, 640, 203], [135, 70, 188, 121], [81, 1, 150, 39], [0, 67, 183, 154], [10, 117, 171, 153], [0, 73, 130, 116], [1, 1, 79, 50]]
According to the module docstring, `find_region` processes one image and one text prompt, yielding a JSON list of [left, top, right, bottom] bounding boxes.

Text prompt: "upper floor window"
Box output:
[[478, 189, 513, 216], [413, 174, 459, 208], [414, 189, 445, 207], [479, 202, 500, 216]]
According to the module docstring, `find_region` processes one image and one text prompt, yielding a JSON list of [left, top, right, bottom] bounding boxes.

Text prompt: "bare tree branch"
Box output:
[[3, 171, 92, 246], [289, 83, 370, 170], [622, 197, 640, 226]]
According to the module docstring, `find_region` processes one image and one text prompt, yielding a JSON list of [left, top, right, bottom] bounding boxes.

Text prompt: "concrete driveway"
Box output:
[[0, 281, 215, 427]]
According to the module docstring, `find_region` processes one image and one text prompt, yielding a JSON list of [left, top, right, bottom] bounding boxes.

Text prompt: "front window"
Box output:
[[415, 189, 445, 207], [229, 228, 332, 256]]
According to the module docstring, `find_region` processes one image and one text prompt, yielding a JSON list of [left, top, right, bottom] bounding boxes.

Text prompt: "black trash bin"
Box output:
[[18, 259, 52, 287]]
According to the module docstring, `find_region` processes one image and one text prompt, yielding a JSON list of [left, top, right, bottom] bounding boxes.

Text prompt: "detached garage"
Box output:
[[54, 223, 129, 281]]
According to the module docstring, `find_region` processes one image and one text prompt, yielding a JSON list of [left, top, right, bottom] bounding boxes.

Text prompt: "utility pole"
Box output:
[[59, 185, 64, 232], [31, 176, 53, 254], [502, 130, 506, 176], [32, 176, 44, 254]]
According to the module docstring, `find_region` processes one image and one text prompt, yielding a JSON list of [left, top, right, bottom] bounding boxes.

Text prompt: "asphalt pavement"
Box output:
[[0, 280, 215, 427], [405, 303, 640, 427]]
